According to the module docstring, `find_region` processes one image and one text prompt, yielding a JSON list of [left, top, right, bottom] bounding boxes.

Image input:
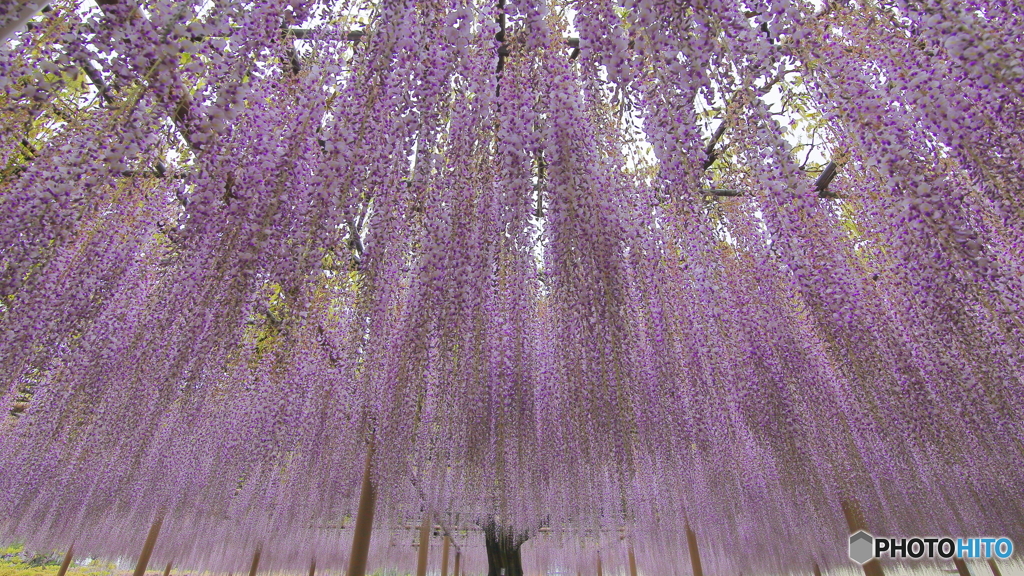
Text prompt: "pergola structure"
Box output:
[[2, 0, 1023, 575]]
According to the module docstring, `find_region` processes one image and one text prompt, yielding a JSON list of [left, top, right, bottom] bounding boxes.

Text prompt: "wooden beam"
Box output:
[[285, 28, 579, 49], [628, 546, 638, 576], [704, 189, 741, 197], [988, 559, 1003, 576], [162, 562, 173, 576], [0, 0, 49, 44], [283, 29, 365, 41]]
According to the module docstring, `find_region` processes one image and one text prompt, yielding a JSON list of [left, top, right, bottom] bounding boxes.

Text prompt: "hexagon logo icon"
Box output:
[[849, 531, 874, 564]]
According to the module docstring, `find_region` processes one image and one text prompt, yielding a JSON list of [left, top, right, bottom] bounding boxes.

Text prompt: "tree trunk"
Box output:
[[346, 449, 377, 576], [841, 499, 884, 576], [132, 516, 163, 576], [483, 520, 525, 576], [56, 546, 74, 576]]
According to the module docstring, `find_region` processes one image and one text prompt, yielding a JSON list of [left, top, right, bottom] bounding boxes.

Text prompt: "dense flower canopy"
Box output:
[[1, 0, 1023, 574]]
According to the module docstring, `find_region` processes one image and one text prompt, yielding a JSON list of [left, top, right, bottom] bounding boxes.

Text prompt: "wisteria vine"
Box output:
[[1, 0, 1023, 574]]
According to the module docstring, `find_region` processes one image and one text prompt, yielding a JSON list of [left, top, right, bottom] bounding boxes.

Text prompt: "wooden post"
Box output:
[[988, 559, 1003, 576], [162, 562, 173, 576], [953, 559, 971, 576], [346, 448, 377, 576], [453, 551, 461, 576], [685, 525, 703, 576], [628, 546, 638, 576], [133, 516, 164, 576], [309, 558, 316, 576], [416, 513, 432, 576], [441, 535, 451, 576], [597, 552, 603, 576], [248, 547, 262, 576], [56, 545, 74, 576], [813, 562, 822, 576], [841, 499, 884, 576]]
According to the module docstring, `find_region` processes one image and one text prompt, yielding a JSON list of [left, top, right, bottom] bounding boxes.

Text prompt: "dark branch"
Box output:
[[814, 161, 838, 197], [704, 188, 741, 197], [568, 37, 580, 60], [282, 28, 580, 59], [78, 58, 113, 103], [286, 29, 364, 42], [703, 123, 727, 170], [495, 0, 507, 96]]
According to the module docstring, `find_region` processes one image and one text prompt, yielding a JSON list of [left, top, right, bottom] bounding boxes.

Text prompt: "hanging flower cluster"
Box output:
[[1, 0, 1023, 574]]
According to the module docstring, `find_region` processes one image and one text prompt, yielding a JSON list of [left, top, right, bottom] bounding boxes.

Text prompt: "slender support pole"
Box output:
[[841, 499, 884, 576], [416, 513, 432, 576], [453, 551, 461, 576], [988, 559, 1003, 576], [309, 558, 317, 576], [56, 545, 74, 576], [685, 525, 703, 576], [628, 546, 638, 576], [248, 547, 261, 576], [346, 448, 377, 576], [813, 562, 822, 576], [597, 553, 603, 576], [133, 516, 164, 576], [441, 535, 451, 576], [162, 562, 173, 576], [953, 559, 971, 576]]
